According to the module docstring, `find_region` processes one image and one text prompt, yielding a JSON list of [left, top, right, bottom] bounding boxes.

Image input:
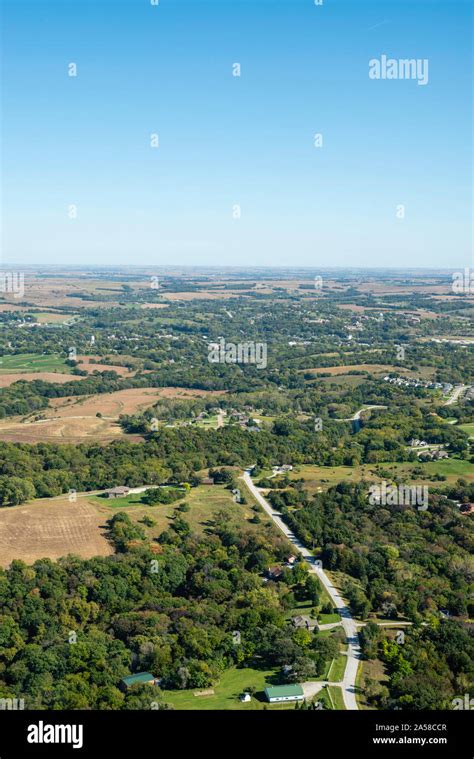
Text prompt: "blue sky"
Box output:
[[2, 0, 472, 268]]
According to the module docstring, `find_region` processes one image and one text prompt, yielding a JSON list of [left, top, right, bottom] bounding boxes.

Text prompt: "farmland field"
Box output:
[[459, 423, 474, 438], [0, 387, 226, 443], [288, 459, 474, 493], [0, 483, 271, 568], [0, 498, 113, 567], [0, 372, 85, 388], [0, 353, 71, 374], [90, 482, 271, 539]]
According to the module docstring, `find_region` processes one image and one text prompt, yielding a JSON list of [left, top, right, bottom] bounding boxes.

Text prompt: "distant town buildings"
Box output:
[[384, 376, 452, 394]]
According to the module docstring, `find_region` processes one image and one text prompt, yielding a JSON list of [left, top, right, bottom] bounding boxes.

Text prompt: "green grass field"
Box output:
[[90, 482, 273, 540], [327, 654, 347, 683], [160, 666, 294, 710], [0, 353, 71, 374], [459, 423, 474, 438], [318, 612, 342, 625], [327, 685, 346, 709], [191, 414, 222, 429], [289, 458, 474, 492], [29, 312, 79, 325]]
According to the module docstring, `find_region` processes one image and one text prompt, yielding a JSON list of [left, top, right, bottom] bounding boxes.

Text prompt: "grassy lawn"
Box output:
[[30, 312, 78, 325], [90, 483, 275, 540], [318, 612, 342, 625], [357, 658, 389, 710], [160, 666, 294, 710], [290, 458, 474, 493], [287, 600, 316, 617], [313, 686, 333, 709], [327, 654, 347, 683], [459, 423, 474, 438], [317, 629, 337, 639], [327, 686, 346, 710], [0, 353, 71, 374], [191, 415, 220, 429]]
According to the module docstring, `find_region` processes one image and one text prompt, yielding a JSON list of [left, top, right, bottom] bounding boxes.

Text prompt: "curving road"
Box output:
[[242, 470, 361, 710]]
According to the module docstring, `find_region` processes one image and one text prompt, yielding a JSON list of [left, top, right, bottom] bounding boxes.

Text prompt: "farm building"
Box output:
[[120, 672, 159, 690], [239, 693, 251, 702], [106, 486, 130, 499], [201, 477, 215, 486], [264, 684, 304, 703]]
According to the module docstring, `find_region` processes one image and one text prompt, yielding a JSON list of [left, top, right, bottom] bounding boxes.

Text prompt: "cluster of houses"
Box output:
[[384, 376, 453, 394], [229, 409, 262, 431], [410, 438, 429, 448], [417, 448, 449, 461], [190, 407, 262, 432], [409, 439, 450, 460], [266, 555, 297, 581]]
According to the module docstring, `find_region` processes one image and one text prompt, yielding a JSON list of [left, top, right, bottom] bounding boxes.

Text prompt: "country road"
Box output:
[[242, 471, 361, 710], [444, 384, 466, 406], [335, 404, 388, 423]]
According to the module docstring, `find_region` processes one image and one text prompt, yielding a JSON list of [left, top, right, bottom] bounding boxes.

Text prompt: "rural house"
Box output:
[[267, 566, 283, 580], [291, 614, 318, 632], [106, 486, 130, 499]]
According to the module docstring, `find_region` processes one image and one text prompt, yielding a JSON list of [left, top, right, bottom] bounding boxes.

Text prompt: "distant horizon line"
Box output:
[[0, 264, 468, 274]]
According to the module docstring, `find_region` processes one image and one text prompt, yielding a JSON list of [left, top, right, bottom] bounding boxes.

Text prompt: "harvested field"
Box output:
[[0, 387, 226, 443], [76, 355, 135, 376], [162, 291, 246, 301], [0, 373, 84, 388], [305, 364, 404, 376], [46, 387, 225, 416], [0, 415, 125, 443], [0, 498, 113, 568], [48, 388, 174, 417]]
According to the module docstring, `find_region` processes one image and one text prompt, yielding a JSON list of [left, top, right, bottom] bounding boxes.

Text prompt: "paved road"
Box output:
[[444, 384, 466, 406], [242, 471, 361, 710], [334, 405, 387, 423]]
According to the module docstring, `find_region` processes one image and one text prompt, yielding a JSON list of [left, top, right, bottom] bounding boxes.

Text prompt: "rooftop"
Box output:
[[264, 684, 304, 699], [121, 672, 155, 687]]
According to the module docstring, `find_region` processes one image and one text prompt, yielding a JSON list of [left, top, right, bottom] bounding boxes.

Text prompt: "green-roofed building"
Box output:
[[120, 672, 158, 690], [264, 684, 304, 703]]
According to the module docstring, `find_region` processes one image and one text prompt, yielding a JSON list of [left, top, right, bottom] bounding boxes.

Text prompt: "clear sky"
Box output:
[[2, 0, 472, 268]]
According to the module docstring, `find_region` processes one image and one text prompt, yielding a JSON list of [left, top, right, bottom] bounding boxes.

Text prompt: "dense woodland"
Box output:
[[0, 516, 338, 709]]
